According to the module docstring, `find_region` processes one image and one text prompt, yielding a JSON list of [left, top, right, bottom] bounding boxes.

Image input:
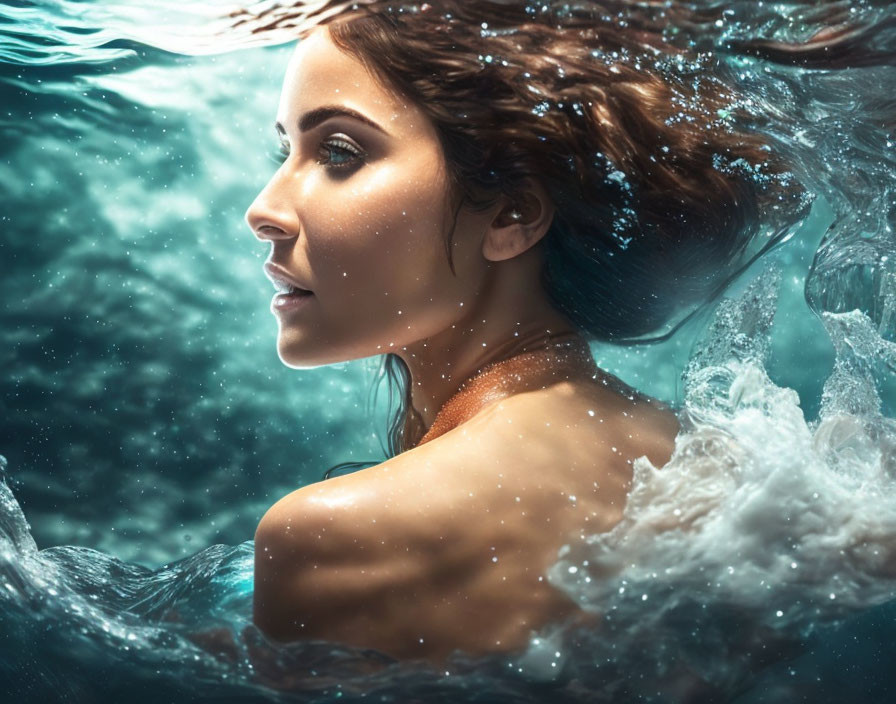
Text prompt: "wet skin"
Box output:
[[244, 26, 680, 662], [254, 379, 678, 662]]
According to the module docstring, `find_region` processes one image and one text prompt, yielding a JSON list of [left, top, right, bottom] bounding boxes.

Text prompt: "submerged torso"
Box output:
[[254, 372, 680, 661]]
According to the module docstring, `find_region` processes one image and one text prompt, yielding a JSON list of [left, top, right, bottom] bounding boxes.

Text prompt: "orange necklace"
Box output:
[[413, 332, 598, 448]]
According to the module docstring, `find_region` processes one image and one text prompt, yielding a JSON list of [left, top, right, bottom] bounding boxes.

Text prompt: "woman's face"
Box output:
[[245, 26, 498, 368]]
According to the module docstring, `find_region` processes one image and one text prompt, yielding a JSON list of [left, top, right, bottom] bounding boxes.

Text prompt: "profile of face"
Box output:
[[245, 26, 509, 369]]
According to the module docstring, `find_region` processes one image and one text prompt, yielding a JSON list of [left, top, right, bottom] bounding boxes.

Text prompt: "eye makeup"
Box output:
[[271, 132, 367, 172]]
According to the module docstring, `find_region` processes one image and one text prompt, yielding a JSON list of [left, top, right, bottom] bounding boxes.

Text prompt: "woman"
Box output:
[[240, 0, 805, 662]]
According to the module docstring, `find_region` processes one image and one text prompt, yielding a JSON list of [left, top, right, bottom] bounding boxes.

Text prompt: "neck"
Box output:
[[414, 330, 596, 448], [392, 238, 590, 445], [394, 303, 584, 434]]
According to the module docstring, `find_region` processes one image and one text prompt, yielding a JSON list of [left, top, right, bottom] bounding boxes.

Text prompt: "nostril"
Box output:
[[254, 224, 288, 241]]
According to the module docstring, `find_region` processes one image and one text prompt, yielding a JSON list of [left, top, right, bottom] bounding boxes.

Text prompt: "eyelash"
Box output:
[[272, 137, 365, 172]]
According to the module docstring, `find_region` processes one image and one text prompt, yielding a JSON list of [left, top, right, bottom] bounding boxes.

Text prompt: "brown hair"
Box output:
[[230, 1, 811, 460]]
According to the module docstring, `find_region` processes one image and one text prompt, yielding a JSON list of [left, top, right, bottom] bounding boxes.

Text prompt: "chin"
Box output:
[[276, 345, 331, 370], [275, 334, 361, 370], [274, 324, 416, 369]]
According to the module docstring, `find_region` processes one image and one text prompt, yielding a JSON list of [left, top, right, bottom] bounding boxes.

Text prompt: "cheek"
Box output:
[[310, 168, 461, 308]]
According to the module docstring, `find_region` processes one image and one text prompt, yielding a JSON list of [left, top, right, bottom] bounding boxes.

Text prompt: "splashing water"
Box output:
[[548, 269, 896, 700]]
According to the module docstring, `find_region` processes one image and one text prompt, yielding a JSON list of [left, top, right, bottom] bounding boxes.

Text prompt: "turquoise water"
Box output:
[[2, 1, 896, 701]]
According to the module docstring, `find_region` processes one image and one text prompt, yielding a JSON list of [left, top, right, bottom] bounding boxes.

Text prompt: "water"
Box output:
[[2, 1, 895, 701]]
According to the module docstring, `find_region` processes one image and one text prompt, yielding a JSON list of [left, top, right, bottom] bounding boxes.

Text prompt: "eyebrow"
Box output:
[[275, 105, 388, 136]]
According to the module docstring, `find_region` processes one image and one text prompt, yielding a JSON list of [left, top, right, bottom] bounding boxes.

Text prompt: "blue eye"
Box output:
[[317, 138, 364, 171], [269, 137, 364, 172]]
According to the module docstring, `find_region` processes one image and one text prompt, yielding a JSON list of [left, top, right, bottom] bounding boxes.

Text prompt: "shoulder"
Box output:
[[252, 379, 678, 657], [252, 459, 492, 653], [253, 466, 434, 629], [254, 463, 452, 569], [252, 440, 572, 658]]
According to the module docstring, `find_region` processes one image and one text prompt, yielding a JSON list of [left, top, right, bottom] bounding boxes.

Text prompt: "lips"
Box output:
[[263, 262, 313, 294]]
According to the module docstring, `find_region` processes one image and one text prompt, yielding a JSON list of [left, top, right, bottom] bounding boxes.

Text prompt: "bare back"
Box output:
[[253, 374, 679, 661]]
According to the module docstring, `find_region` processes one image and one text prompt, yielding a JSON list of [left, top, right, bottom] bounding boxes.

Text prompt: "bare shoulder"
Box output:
[[252, 451, 521, 658], [253, 428, 583, 659], [253, 376, 680, 660], [253, 464, 447, 645]]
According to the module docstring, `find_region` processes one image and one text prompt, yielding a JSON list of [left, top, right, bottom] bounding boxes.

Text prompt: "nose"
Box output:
[[244, 173, 301, 242]]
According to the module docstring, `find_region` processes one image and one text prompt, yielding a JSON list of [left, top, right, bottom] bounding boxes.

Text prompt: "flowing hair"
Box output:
[[224, 1, 881, 477]]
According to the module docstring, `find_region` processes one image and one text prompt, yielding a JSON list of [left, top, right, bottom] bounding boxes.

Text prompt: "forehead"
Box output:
[[277, 26, 428, 135]]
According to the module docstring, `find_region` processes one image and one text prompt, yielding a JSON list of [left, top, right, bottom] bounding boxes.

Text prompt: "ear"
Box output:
[[481, 178, 556, 262]]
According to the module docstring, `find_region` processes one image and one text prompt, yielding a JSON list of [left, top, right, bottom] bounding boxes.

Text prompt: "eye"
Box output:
[[268, 135, 366, 172], [317, 136, 365, 172]]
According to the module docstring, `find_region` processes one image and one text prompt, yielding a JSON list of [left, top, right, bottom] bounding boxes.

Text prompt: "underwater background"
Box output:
[[1, 0, 895, 702]]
